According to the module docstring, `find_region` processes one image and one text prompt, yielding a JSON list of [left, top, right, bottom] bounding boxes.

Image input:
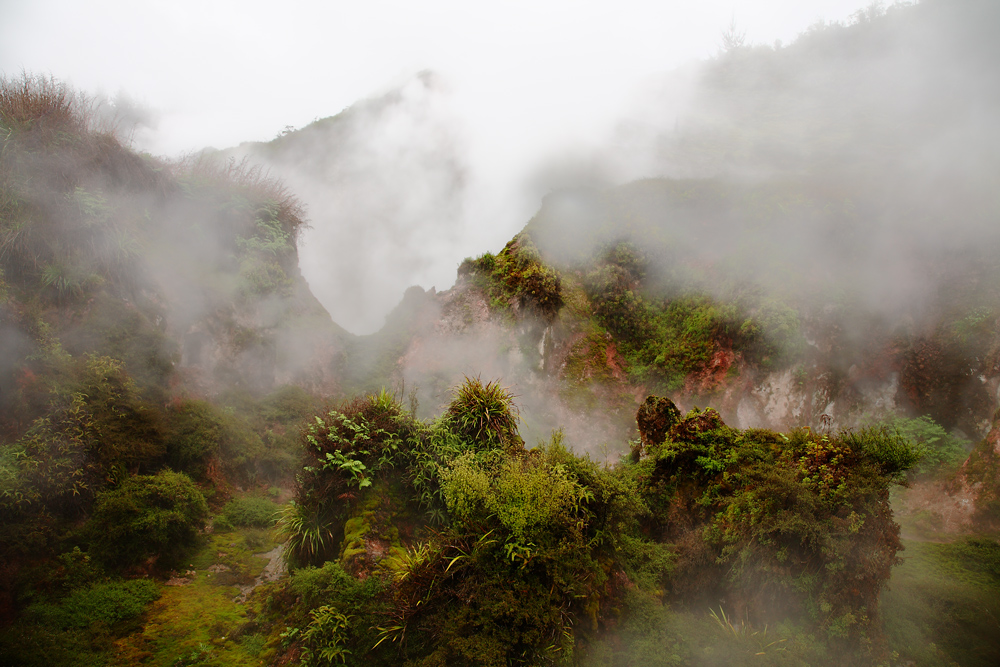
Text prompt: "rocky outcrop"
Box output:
[[635, 395, 682, 457]]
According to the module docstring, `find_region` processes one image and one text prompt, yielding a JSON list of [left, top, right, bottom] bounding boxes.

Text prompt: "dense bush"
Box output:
[[441, 376, 522, 450], [218, 495, 280, 529], [375, 435, 649, 665], [584, 264, 653, 343], [1, 354, 164, 521], [873, 414, 969, 476], [164, 398, 269, 484], [281, 389, 423, 567], [633, 405, 918, 662], [266, 384, 919, 666], [85, 470, 208, 569], [26, 578, 159, 629], [278, 382, 659, 665]]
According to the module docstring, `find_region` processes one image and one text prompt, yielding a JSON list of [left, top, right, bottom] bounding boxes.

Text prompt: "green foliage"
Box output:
[[373, 432, 652, 665], [461, 234, 564, 315], [440, 450, 588, 561], [86, 470, 208, 569], [277, 500, 341, 567], [737, 298, 805, 367], [62, 292, 178, 396], [285, 389, 429, 566], [219, 496, 280, 529], [26, 578, 159, 629], [164, 400, 224, 477], [271, 388, 918, 666], [236, 202, 293, 257], [443, 376, 522, 450], [841, 425, 922, 482], [641, 296, 744, 389], [584, 263, 652, 343], [40, 261, 102, 298], [1, 354, 164, 521], [950, 306, 995, 345], [216, 384, 323, 483], [289, 560, 385, 611], [260, 562, 387, 666], [2, 391, 100, 514], [300, 605, 353, 666], [238, 256, 292, 297], [873, 414, 969, 476], [165, 398, 272, 485], [635, 405, 916, 658], [70, 354, 165, 475], [53, 547, 105, 590]]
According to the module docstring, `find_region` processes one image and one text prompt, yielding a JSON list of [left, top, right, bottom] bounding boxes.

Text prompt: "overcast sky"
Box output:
[[2, 0, 870, 156], [1, 0, 873, 333]]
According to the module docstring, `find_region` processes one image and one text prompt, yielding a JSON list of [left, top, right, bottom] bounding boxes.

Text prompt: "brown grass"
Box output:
[[0, 72, 162, 192], [0, 71, 141, 143], [0, 72, 81, 134]]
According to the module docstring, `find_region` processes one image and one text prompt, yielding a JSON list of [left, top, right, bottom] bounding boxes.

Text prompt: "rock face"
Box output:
[[635, 395, 682, 456]]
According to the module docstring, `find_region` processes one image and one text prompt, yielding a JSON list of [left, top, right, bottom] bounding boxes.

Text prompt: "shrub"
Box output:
[[71, 354, 165, 477], [164, 399, 266, 484], [299, 605, 353, 666], [636, 402, 916, 660], [26, 578, 159, 629], [440, 450, 588, 559], [443, 376, 521, 450], [731, 297, 806, 369], [842, 425, 922, 482], [647, 296, 741, 386], [277, 500, 342, 568], [380, 434, 650, 665], [0, 73, 81, 135], [86, 470, 208, 569], [220, 496, 280, 529], [585, 264, 653, 343], [284, 390, 423, 567], [874, 414, 969, 476], [3, 354, 165, 517]]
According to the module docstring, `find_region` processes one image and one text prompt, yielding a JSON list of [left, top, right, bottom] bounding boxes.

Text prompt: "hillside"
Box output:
[[0, 74, 349, 619]]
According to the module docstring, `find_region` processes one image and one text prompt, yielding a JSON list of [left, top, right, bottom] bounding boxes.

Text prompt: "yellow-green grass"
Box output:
[[883, 536, 1000, 667], [109, 527, 281, 666]]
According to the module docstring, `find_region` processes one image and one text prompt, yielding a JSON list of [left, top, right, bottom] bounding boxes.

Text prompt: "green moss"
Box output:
[[883, 538, 1000, 667], [109, 527, 282, 667], [340, 515, 372, 564]]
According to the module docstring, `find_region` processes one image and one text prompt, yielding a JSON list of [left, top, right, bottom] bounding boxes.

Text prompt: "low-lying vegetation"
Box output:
[[249, 379, 918, 665]]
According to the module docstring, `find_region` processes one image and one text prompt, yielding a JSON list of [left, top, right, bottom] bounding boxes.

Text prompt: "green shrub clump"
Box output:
[[86, 470, 208, 569], [269, 386, 917, 666], [634, 404, 919, 661], [218, 495, 280, 529], [26, 578, 159, 629]]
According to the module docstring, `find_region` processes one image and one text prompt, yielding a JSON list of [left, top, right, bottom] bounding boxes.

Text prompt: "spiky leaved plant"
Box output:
[[276, 500, 338, 567], [444, 376, 521, 450]]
